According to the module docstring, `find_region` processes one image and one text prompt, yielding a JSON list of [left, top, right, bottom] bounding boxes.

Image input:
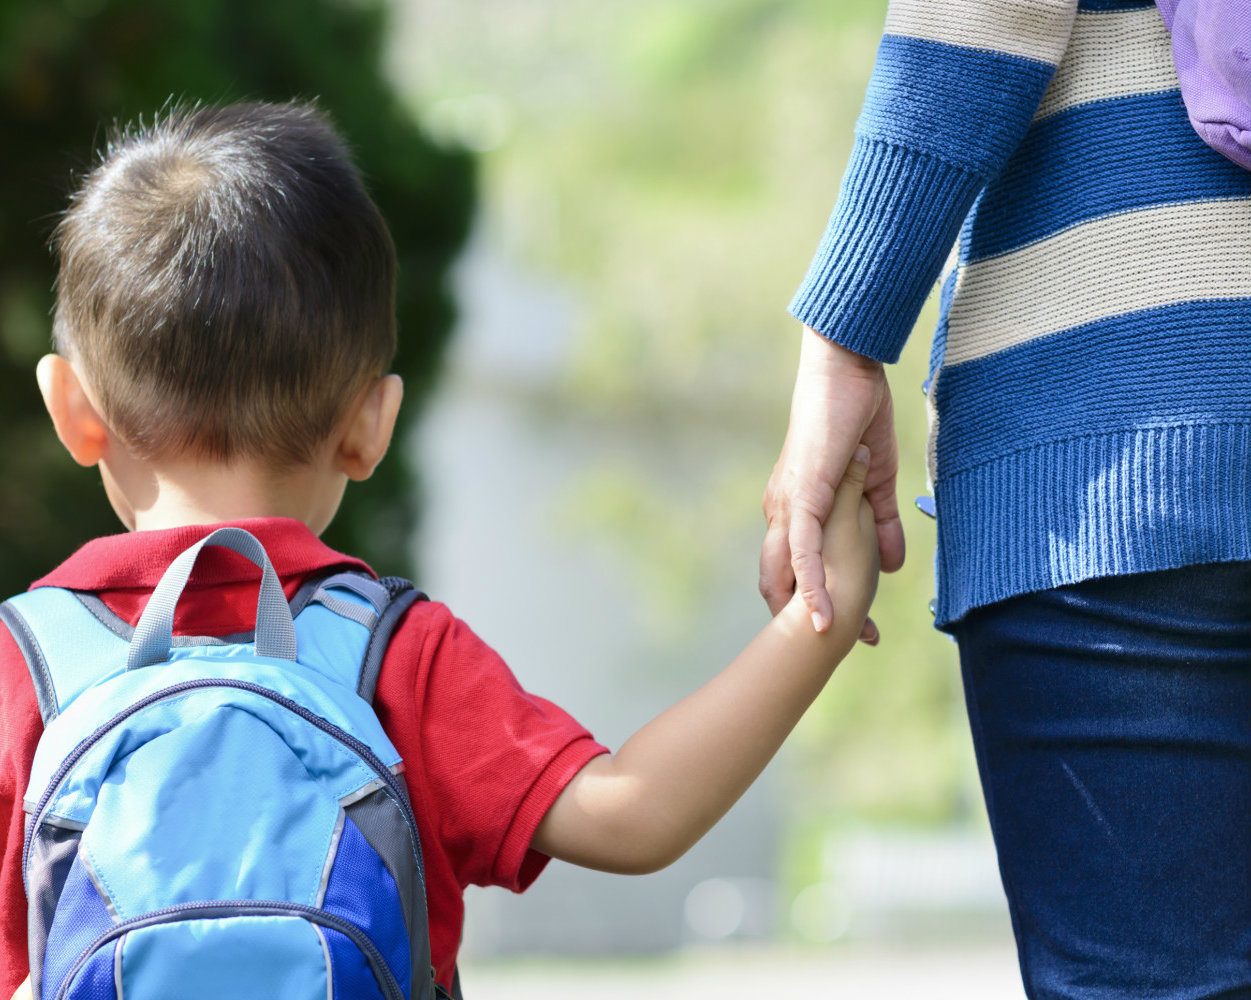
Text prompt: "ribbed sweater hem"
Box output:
[[933, 421, 1251, 628], [788, 136, 984, 363]]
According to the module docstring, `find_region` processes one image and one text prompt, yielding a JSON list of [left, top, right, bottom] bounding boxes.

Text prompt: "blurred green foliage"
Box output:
[[400, 0, 977, 840], [0, 0, 474, 590]]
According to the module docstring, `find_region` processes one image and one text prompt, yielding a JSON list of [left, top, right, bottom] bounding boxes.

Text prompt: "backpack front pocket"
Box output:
[[30, 682, 421, 1000], [54, 905, 404, 1000]]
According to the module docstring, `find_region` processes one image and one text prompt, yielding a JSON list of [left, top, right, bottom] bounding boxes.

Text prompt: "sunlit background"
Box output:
[[391, 1, 1020, 995], [1, 0, 1025, 994]]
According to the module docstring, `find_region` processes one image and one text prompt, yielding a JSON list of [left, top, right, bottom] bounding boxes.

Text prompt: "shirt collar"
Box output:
[[31, 517, 372, 592]]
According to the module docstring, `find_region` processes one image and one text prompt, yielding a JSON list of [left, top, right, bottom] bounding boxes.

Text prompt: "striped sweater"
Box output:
[[791, 0, 1251, 627]]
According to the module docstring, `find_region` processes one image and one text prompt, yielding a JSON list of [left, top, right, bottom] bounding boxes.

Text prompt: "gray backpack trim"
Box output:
[[0, 602, 57, 726], [312, 572, 392, 615], [76, 594, 261, 648], [314, 592, 379, 632], [25, 823, 79, 1000], [359, 578, 425, 705], [345, 786, 429, 999], [73, 594, 132, 642]]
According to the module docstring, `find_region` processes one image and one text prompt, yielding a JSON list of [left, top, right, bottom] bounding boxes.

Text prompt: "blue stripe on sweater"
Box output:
[[1078, 0, 1155, 10], [859, 34, 1057, 177], [964, 92, 1251, 261], [933, 299, 1251, 478]]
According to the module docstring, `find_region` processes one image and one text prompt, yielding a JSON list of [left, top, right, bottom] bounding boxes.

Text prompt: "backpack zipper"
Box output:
[[24, 678, 425, 902], [52, 899, 404, 1000]]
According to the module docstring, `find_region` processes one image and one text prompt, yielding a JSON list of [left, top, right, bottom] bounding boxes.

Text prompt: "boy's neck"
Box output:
[[102, 451, 345, 536]]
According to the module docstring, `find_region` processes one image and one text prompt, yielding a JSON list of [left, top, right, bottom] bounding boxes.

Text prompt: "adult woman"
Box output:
[[760, 2, 1251, 996]]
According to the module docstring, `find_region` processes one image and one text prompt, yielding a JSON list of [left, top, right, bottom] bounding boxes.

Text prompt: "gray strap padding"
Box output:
[[288, 574, 333, 620], [313, 592, 379, 631], [127, 527, 297, 670], [313, 572, 391, 614], [357, 578, 425, 704], [0, 601, 57, 725]]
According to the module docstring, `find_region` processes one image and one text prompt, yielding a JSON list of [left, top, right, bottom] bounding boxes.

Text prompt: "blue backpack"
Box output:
[[0, 527, 451, 1000]]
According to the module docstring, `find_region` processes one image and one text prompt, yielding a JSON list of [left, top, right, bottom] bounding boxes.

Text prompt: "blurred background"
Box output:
[[1, 0, 1023, 993]]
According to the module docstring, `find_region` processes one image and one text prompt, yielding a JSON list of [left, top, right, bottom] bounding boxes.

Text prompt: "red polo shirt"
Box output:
[[0, 518, 606, 995]]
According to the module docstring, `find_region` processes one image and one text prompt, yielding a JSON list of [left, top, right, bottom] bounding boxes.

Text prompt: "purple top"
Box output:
[[1156, 0, 1251, 169]]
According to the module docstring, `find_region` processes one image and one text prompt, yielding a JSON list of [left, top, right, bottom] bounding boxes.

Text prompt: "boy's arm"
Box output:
[[531, 447, 878, 875]]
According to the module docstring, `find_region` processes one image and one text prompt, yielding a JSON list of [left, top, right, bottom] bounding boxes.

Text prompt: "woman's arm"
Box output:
[[765, 0, 1079, 630]]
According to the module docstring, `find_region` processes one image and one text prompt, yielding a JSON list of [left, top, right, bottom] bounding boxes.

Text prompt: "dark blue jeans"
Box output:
[[952, 562, 1251, 1000]]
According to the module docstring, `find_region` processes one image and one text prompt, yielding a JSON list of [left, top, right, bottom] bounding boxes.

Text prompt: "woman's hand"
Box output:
[[760, 325, 904, 633]]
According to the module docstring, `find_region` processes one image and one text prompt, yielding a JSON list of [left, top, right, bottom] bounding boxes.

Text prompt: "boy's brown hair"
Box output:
[[52, 100, 397, 468]]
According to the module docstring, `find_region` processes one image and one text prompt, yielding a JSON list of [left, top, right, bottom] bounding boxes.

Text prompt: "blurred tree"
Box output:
[[0, 0, 474, 590]]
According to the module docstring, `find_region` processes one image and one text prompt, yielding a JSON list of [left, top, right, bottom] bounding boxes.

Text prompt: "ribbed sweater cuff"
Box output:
[[789, 137, 985, 364]]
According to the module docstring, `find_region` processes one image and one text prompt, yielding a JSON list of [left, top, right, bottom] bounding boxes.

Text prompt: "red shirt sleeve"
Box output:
[[371, 600, 607, 988], [0, 626, 41, 997]]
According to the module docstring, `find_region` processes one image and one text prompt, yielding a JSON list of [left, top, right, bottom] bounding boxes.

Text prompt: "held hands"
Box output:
[[783, 441, 880, 644], [761, 326, 905, 634]]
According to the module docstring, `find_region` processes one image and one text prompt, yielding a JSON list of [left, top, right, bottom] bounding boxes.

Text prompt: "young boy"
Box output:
[[0, 101, 878, 997]]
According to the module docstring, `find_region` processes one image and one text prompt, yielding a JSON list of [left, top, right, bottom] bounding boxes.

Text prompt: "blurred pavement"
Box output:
[[461, 942, 1027, 999]]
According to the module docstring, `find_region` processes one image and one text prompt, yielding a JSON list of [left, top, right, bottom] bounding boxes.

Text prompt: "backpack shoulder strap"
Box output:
[[359, 577, 426, 705], [1, 570, 427, 723], [291, 571, 426, 704], [0, 588, 132, 724]]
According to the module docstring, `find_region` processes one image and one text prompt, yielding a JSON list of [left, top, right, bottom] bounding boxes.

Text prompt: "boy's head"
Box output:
[[51, 100, 397, 469]]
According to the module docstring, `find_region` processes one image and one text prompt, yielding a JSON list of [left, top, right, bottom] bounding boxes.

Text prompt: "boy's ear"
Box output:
[[35, 354, 111, 468], [336, 374, 403, 481]]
